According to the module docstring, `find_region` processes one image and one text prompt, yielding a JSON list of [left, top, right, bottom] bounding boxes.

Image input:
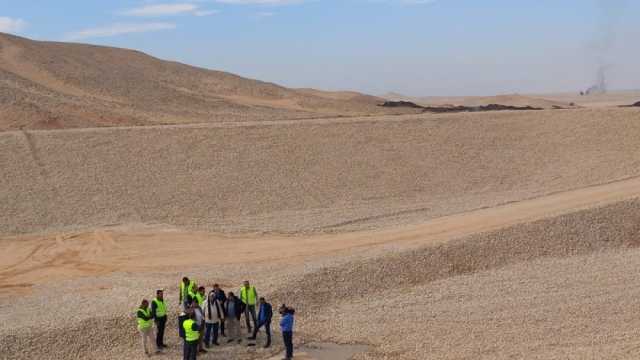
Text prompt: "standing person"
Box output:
[[151, 290, 168, 349], [239, 280, 258, 333], [182, 307, 201, 360], [279, 305, 295, 360], [204, 287, 225, 347], [224, 292, 243, 344], [212, 284, 227, 337], [136, 299, 158, 357], [193, 287, 207, 354], [248, 297, 273, 348], [180, 277, 196, 309]]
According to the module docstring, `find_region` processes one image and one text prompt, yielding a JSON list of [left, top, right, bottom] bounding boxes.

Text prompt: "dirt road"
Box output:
[[3, 174, 640, 294]]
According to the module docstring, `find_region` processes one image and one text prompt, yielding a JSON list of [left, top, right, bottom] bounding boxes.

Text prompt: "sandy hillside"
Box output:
[[0, 32, 416, 131]]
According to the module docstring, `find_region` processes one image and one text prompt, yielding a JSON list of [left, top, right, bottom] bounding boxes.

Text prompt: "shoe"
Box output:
[[161, 344, 168, 348], [199, 349, 207, 353], [247, 336, 256, 340], [227, 339, 234, 344], [247, 343, 256, 347]]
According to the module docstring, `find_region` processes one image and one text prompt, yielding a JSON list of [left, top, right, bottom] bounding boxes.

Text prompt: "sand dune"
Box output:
[[0, 32, 416, 131]]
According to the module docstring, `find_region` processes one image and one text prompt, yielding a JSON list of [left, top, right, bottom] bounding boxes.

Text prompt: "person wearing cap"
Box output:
[[248, 297, 273, 348], [239, 280, 258, 333], [151, 290, 168, 349], [136, 299, 158, 356]]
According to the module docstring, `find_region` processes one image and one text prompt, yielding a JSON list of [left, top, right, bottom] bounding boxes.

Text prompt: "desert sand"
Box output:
[[2, 32, 640, 360]]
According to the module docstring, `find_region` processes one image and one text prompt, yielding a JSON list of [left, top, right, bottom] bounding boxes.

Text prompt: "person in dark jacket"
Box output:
[[212, 284, 227, 337], [151, 289, 168, 349], [248, 297, 273, 348], [224, 292, 243, 343], [279, 305, 295, 360]]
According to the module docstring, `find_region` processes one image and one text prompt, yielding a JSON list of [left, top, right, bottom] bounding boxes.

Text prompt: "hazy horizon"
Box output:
[[1, 0, 638, 97]]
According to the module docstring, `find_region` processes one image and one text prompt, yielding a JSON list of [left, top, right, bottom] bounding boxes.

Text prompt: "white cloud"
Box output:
[[0, 17, 27, 33], [122, 3, 219, 17], [64, 22, 176, 41], [194, 10, 220, 16]]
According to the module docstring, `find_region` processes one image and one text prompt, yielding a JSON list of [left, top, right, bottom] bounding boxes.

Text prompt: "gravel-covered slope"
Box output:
[[2, 108, 640, 236], [3, 200, 640, 359]]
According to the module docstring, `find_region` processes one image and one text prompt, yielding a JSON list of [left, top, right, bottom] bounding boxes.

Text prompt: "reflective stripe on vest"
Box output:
[[137, 308, 152, 330], [153, 298, 167, 318], [240, 286, 257, 305], [183, 319, 199, 342]]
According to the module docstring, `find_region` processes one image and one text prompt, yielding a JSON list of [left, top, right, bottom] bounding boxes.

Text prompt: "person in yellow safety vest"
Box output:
[[239, 280, 258, 334], [195, 287, 206, 308], [183, 309, 201, 360], [151, 290, 168, 349], [180, 277, 196, 309], [137, 299, 159, 356]]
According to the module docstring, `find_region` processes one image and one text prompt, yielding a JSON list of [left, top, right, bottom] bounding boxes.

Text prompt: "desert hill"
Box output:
[[0, 33, 412, 130]]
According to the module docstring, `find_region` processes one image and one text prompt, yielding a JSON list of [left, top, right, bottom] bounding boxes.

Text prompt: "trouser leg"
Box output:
[[204, 323, 212, 345], [230, 319, 240, 340], [265, 322, 271, 346], [283, 331, 293, 358], [252, 321, 261, 338], [156, 316, 166, 347], [183, 340, 189, 360], [212, 322, 219, 344], [140, 329, 149, 354], [244, 306, 252, 331], [187, 341, 198, 360]]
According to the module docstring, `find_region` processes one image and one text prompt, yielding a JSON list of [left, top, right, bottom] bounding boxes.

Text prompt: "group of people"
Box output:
[[135, 277, 296, 360]]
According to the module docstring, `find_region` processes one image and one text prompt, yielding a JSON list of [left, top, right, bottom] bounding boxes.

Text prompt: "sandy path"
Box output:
[[3, 174, 640, 293]]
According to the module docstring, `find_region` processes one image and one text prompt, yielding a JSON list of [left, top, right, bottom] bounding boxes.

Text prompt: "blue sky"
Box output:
[[1, 0, 638, 96]]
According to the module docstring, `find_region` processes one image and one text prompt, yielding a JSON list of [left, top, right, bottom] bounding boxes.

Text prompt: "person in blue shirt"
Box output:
[[248, 297, 273, 348], [279, 305, 295, 360]]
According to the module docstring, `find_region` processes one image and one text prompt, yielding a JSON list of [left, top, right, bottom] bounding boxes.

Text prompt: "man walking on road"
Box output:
[[248, 297, 272, 348], [151, 290, 168, 349], [239, 280, 258, 333]]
